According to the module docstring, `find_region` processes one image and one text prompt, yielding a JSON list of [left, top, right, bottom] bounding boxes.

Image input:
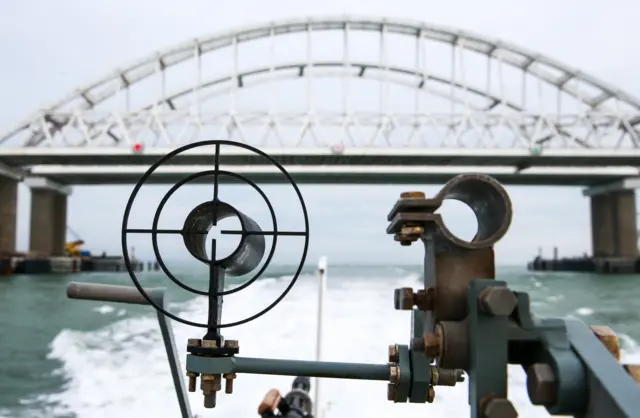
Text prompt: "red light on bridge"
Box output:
[[330, 144, 345, 154], [132, 143, 143, 153]]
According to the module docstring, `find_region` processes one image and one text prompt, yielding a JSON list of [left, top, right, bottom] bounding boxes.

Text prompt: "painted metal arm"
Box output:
[[187, 356, 390, 381], [66, 282, 194, 418]]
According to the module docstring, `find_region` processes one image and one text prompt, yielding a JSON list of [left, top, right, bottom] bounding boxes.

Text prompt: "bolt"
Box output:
[[401, 226, 424, 236], [394, 224, 424, 247], [411, 331, 442, 359], [223, 373, 237, 394], [387, 384, 397, 402], [187, 338, 202, 347], [186, 371, 198, 392], [526, 363, 557, 405], [202, 339, 218, 348], [414, 288, 435, 311], [212, 374, 222, 391], [388, 344, 399, 363], [204, 393, 217, 409], [394, 287, 415, 310], [224, 340, 239, 349], [426, 386, 435, 403], [482, 398, 517, 418], [389, 365, 400, 384], [479, 287, 517, 317], [435, 368, 465, 386], [424, 332, 441, 358], [400, 191, 426, 199], [201, 374, 215, 393]]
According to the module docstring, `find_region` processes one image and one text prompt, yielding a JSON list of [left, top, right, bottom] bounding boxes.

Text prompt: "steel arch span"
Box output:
[[3, 15, 640, 150]]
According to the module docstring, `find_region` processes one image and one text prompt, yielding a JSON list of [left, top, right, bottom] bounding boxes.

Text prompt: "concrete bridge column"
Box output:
[[25, 178, 72, 257], [584, 179, 640, 258], [0, 165, 21, 254]]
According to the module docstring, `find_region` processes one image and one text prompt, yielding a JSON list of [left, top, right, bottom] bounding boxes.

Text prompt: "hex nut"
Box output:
[[483, 398, 518, 418], [526, 363, 557, 405], [424, 332, 441, 358], [479, 287, 517, 317], [426, 386, 435, 403], [187, 338, 202, 347], [400, 191, 426, 199], [389, 365, 400, 384], [394, 287, 415, 310], [202, 339, 218, 348], [387, 384, 397, 402], [224, 339, 239, 349], [388, 344, 399, 363]]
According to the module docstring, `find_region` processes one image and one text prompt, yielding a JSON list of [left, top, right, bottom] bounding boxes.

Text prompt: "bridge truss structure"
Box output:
[[2, 15, 640, 152]]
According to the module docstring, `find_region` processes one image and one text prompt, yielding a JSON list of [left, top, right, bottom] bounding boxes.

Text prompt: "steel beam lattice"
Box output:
[[2, 16, 640, 151]]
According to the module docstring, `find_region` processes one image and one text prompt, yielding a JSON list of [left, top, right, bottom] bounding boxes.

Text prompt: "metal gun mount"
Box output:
[[65, 141, 640, 418]]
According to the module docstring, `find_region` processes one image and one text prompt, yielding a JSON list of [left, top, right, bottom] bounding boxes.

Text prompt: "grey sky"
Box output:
[[1, 0, 639, 265]]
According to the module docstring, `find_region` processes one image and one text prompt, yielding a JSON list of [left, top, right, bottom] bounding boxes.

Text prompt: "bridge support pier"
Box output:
[[589, 190, 638, 259], [581, 179, 640, 274], [0, 165, 21, 254], [25, 178, 72, 257]]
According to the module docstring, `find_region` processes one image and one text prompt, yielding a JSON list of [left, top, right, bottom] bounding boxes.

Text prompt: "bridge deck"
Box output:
[[26, 165, 640, 186], [2, 147, 640, 167]]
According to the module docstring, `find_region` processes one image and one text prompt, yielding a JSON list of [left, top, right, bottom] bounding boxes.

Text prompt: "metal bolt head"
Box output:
[[224, 339, 239, 349], [400, 191, 426, 199], [389, 365, 400, 384], [202, 339, 218, 348], [394, 287, 415, 310], [424, 333, 441, 358], [426, 386, 435, 403], [187, 338, 202, 347], [387, 384, 397, 402], [526, 363, 557, 405], [388, 344, 399, 363], [479, 287, 517, 317], [483, 398, 518, 418]]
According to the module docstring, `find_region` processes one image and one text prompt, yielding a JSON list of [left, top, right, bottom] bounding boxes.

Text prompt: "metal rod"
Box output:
[[67, 282, 156, 305], [66, 282, 193, 418], [234, 357, 390, 381], [155, 302, 194, 418], [314, 256, 328, 417]]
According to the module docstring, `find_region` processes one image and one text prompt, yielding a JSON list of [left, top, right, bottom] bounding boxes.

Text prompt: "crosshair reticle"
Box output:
[[121, 140, 310, 337]]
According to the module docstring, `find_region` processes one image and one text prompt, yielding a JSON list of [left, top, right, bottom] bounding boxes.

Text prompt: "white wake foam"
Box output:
[[39, 273, 639, 418]]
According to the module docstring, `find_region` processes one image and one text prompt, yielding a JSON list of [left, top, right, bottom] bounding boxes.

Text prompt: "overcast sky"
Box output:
[[1, 0, 640, 265]]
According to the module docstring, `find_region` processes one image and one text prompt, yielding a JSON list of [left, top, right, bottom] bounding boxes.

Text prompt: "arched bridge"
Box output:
[[0, 15, 638, 263]]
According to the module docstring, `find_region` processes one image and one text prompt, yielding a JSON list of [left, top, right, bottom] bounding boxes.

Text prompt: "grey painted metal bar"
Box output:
[[565, 319, 640, 418], [66, 282, 193, 418], [186, 355, 390, 381], [468, 280, 510, 418], [67, 282, 151, 305]]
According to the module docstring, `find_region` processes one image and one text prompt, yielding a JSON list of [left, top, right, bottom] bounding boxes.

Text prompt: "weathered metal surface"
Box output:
[[388, 173, 513, 372], [182, 199, 266, 276]]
